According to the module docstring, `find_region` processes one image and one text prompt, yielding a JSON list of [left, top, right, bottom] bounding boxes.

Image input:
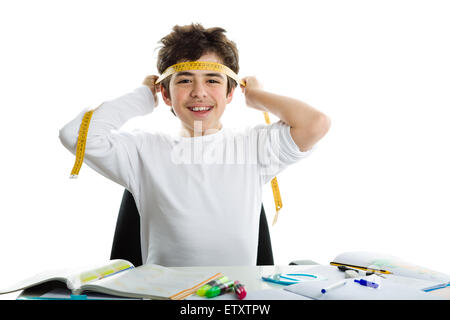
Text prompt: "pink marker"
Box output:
[[234, 280, 247, 300]]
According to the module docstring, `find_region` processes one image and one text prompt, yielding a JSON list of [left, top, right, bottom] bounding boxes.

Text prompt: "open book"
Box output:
[[284, 251, 450, 300], [0, 259, 222, 300]]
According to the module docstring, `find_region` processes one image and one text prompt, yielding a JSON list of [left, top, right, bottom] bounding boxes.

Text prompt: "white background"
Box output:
[[1, 0, 449, 291]]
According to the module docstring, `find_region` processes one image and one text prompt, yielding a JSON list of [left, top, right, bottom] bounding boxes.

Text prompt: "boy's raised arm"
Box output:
[[58, 76, 159, 190], [241, 76, 331, 152]]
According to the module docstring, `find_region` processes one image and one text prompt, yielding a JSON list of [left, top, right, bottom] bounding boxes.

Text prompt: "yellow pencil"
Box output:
[[330, 262, 392, 275]]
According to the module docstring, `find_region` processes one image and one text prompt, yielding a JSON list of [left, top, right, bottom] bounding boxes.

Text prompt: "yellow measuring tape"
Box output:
[[155, 61, 246, 87], [263, 111, 283, 225], [70, 109, 95, 178], [70, 61, 283, 224]]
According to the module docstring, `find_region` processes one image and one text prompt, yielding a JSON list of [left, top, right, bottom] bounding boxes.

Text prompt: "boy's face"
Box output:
[[161, 52, 235, 136]]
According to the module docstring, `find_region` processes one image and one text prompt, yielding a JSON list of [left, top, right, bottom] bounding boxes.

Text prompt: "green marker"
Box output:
[[196, 276, 229, 296], [205, 280, 235, 298]]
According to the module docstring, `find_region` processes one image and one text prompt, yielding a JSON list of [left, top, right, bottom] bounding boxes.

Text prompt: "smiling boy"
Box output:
[[158, 51, 233, 138], [59, 24, 330, 267]]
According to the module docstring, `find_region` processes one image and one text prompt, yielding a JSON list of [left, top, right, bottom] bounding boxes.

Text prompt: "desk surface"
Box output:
[[7, 264, 448, 300], [173, 265, 313, 292], [6, 265, 313, 300]]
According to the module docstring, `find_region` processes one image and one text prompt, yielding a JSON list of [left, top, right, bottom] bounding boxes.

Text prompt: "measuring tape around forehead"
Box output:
[[156, 61, 245, 87]]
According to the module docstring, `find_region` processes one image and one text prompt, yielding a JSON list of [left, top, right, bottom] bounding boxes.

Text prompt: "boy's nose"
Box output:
[[190, 81, 207, 98]]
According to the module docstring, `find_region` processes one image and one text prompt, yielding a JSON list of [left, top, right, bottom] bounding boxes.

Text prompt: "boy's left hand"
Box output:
[[240, 76, 268, 112]]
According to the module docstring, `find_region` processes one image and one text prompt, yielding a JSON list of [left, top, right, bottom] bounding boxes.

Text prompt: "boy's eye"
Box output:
[[176, 78, 222, 84]]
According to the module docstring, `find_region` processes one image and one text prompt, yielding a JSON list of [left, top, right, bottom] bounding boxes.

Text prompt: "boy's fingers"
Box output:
[[143, 75, 159, 84]]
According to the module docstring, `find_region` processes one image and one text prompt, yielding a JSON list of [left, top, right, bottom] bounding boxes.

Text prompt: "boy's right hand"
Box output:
[[142, 75, 161, 106]]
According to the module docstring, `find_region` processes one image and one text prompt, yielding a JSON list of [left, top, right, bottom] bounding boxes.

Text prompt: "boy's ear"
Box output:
[[160, 85, 172, 106], [226, 86, 236, 104]]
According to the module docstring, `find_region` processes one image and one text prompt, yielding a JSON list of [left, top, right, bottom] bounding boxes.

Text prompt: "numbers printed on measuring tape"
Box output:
[[262, 112, 283, 225], [69, 109, 95, 178], [155, 61, 246, 87]]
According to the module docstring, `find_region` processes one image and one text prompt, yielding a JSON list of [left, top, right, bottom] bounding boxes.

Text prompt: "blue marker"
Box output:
[[321, 280, 347, 294], [354, 279, 379, 288]]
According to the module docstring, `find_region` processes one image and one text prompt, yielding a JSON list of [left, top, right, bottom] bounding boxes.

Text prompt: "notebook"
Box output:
[[0, 259, 222, 300]]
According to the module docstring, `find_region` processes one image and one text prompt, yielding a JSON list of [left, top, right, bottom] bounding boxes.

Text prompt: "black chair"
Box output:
[[110, 189, 275, 267]]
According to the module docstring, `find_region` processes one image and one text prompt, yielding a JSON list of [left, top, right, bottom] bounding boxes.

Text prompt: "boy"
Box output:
[[59, 24, 330, 267]]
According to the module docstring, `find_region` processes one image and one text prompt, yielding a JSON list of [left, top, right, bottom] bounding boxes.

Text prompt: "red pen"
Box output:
[[234, 280, 247, 300]]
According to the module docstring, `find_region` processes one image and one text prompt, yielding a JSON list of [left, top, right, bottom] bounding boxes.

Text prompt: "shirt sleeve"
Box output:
[[253, 120, 316, 185], [58, 85, 155, 191]]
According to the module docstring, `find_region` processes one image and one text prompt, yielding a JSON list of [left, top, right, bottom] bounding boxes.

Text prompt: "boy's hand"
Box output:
[[240, 76, 267, 112], [142, 75, 161, 106]]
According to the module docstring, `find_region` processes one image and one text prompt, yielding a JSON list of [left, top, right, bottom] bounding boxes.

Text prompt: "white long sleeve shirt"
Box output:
[[59, 85, 314, 267]]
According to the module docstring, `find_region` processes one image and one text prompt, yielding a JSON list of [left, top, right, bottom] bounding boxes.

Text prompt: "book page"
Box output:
[[68, 259, 134, 290], [0, 259, 134, 295], [81, 264, 222, 300], [0, 269, 71, 294]]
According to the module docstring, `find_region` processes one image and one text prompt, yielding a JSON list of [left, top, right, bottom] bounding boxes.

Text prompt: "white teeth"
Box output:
[[191, 106, 212, 111]]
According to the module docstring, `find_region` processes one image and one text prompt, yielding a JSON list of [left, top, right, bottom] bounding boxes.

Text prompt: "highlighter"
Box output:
[[205, 281, 235, 298], [196, 276, 229, 296], [234, 280, 247, 300]]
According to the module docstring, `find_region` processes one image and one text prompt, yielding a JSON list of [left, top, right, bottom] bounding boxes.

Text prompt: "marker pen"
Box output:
[[354, 279, 379, 289], [196, 276, 229, 296], [205, 280, 235, 298], [234, 280, 247, 300], [321, 280, 347, 294]]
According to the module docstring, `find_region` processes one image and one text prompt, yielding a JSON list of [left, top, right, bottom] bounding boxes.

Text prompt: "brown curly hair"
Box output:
[[156, 23, 240, 115]]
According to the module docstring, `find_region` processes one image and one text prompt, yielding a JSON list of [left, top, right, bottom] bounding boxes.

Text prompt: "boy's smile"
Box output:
[[161, 52, 235, 137]]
